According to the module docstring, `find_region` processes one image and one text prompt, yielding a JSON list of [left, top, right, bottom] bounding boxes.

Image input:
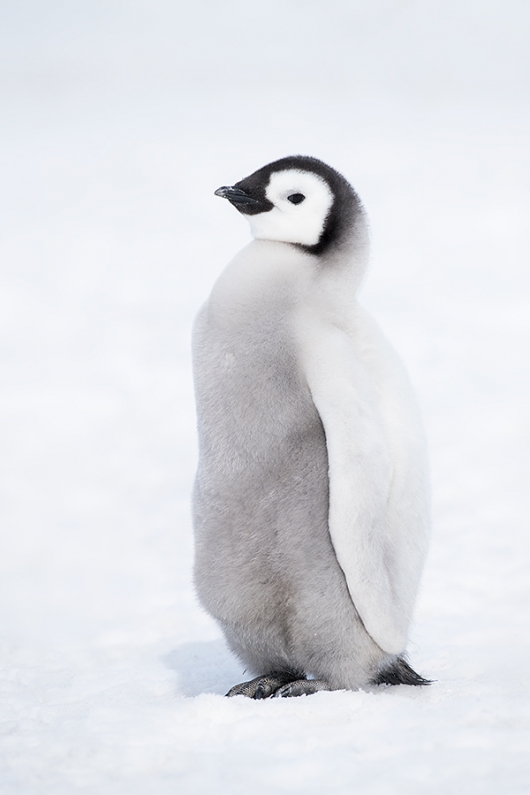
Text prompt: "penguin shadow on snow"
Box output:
[[163, 641, 434, 699], [163, 639, 246, 697]]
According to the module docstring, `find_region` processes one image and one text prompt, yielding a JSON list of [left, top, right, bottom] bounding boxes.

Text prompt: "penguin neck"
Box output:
[[208, 234, 369, 333], [293, 222, 370, 332], [302, 212, 370, 300], [208, 239, 309, 325]]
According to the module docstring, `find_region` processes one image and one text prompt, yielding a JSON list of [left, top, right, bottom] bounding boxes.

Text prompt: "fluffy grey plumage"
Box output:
[[192, 156, 430, 697]]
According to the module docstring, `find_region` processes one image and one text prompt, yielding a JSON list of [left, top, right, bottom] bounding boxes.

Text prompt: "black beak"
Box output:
[[214, 186, 260, 206]]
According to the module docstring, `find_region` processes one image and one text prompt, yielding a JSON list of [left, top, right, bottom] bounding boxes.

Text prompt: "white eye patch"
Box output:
[[247, 170, 334, 247]]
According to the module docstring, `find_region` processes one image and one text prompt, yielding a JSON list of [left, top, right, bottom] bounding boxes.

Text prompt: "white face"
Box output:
[[246, 169, 334, 247]]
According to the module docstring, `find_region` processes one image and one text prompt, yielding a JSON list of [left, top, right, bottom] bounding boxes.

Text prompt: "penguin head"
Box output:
[[215, 156, 364, 255]]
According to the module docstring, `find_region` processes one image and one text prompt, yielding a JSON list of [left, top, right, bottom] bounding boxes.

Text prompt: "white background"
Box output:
[[1, 1, 529, 792]]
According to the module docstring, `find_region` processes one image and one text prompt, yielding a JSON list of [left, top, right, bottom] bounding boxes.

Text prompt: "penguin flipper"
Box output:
[[301, 320, 428, 655]]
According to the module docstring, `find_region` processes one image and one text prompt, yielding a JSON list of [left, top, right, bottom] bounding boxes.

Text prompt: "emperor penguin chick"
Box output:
[[192, 156, 431, 698]]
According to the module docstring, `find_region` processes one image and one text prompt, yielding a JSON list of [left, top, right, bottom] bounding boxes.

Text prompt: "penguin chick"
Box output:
[[192, 155, 431, 698]]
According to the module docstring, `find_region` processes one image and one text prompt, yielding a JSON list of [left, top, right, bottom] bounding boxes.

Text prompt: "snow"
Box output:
[[1, 1, 529, 792]]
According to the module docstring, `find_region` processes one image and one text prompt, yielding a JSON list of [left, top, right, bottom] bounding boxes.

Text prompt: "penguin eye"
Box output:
[[287, 193, 305, 205]]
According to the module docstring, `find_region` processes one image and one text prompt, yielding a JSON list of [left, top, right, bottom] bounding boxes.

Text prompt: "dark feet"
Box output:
[[272, 679, 333, 698], [226, 673, 332, 699], [226, 672, 299, 699]]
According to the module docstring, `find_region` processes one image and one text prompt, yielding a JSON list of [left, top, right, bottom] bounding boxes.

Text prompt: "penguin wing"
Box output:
[[300, 318, 429, 654]]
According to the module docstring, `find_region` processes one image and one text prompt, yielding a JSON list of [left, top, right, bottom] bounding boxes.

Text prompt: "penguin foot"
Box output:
[[225, 672, 300, 699], [271, 679, 333, 698]]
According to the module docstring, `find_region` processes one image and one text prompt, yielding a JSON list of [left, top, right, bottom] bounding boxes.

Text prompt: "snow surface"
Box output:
[[1, 1, 530, 792]]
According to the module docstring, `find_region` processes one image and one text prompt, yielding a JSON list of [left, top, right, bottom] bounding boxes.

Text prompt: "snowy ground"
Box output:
[[1, 2, 530, 793]]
